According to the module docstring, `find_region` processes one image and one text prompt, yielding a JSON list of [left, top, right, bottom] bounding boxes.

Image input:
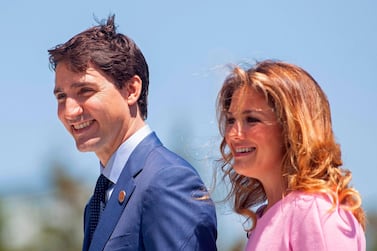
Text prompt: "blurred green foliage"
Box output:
[[0, 162, 374, 251]]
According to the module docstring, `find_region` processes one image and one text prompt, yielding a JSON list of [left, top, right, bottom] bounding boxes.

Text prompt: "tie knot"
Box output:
[[95, 174, 111, 202], [98, 174, 110, 187]]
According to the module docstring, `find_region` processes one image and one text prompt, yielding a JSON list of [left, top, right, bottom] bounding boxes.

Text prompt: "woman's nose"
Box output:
[[228, 121, 244, 138]]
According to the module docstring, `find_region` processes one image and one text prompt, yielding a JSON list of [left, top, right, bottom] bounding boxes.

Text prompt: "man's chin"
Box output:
[[77, 147, 92, 152], [75, 140, 98, 152]]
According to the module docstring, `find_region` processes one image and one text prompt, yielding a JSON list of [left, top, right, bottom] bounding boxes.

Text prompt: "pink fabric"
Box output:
[[245, 191, 365, 251]]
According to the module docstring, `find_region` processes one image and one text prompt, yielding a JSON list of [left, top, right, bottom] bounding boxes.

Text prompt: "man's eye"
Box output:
[[55, 93, 66, 101], [78, 88, 94, 95]]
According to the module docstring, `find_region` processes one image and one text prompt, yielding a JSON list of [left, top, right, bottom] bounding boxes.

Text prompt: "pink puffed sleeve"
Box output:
[[288, 193, 366, 251]]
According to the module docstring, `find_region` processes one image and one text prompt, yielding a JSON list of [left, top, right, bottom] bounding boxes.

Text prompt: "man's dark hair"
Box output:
[[48, 15, 149, 119]]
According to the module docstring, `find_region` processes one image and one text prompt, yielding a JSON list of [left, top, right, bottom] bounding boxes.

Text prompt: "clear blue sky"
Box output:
[[1, 0, 376, 248]]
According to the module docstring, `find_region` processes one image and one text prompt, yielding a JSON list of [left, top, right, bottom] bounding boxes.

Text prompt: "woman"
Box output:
[[216, 60, 366, 250]]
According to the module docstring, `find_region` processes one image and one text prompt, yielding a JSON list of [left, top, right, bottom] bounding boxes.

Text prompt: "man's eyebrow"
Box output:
[[53, 87, 62, 95], [53, 82, 88, 95]]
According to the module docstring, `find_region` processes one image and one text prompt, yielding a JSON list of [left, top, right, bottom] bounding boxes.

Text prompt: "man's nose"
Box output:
[[64, 97, 83, 120]]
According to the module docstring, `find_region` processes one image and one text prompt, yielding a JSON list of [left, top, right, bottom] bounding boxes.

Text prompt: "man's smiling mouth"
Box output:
[[73, 120, 93, 130]]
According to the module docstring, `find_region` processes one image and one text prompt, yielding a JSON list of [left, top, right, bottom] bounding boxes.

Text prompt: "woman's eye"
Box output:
[[226, 117, 235, 125], [246, 116, 260, 123]]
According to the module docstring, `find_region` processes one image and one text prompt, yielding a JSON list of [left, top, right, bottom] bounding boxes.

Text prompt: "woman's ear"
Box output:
[[121, 75, 142, 105]]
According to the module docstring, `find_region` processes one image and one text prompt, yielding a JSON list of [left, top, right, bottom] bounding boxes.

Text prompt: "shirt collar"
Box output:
[[100, 124, 152, 184]]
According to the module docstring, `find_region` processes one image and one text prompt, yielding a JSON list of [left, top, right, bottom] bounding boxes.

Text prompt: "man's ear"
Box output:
[[121, 75, 142, 105]]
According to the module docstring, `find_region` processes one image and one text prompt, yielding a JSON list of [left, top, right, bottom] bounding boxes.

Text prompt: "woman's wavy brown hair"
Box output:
[[216, 60, 366, 231]]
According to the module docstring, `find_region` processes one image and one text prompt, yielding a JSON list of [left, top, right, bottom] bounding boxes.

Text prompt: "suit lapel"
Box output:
[[88, 133, 162, 251]]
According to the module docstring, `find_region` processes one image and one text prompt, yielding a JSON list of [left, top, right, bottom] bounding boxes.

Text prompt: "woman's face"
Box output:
[[224, 87, 285, 182]]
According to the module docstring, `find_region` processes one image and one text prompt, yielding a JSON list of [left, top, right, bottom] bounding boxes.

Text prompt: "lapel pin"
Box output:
[[118, 190, 126, 204]]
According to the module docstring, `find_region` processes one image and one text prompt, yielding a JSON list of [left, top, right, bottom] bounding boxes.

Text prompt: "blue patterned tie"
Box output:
[[88, 174, 110, 243]]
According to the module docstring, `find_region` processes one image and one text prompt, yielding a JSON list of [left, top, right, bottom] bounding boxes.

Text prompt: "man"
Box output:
[[48, 15, 217, 251]]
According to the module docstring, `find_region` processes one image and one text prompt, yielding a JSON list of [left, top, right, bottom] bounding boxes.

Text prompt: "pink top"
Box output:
[[245, 191, 366, 251]]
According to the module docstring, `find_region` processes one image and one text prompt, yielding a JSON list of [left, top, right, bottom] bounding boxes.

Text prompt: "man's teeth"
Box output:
[[235, 147, 254, 153], [73, 121, 92, 130]]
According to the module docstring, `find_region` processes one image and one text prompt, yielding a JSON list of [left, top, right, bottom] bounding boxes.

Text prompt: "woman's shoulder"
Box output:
[[283, 191, 333, 210], [276, 191, 340, 223], [282, 191, 361, 229], [279, 192, 366, 250]]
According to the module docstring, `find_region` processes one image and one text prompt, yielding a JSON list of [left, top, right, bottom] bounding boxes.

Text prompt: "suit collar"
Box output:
[[86, 133, 162, 251], [102, 125, 153, 184]]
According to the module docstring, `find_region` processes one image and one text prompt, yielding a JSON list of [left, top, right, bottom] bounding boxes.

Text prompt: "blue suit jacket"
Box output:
[[83, 132, 217, 251]]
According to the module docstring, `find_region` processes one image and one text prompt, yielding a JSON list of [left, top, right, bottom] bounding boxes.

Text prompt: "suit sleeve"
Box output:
[[141, 163, 217, 251]]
